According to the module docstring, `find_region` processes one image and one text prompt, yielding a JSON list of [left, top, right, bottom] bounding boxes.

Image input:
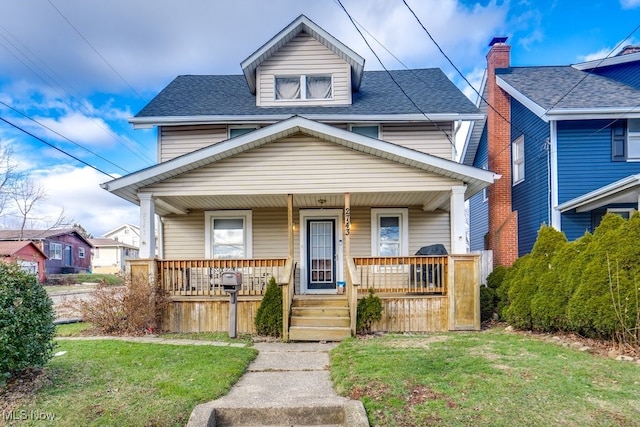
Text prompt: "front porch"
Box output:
[[130, 253, 480, 341]]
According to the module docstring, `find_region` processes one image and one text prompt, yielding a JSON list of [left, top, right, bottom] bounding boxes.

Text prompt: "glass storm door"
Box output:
[[307, 219, 335, 290]]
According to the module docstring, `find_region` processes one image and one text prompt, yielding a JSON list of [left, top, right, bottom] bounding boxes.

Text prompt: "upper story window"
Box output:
[[275, 75, 332, 100], [612, 119, 640, 161], [350, 125, 380, 139], [482, 164, 489, 202], [79, 247, 85, 258], [512, 135, 525, 185]]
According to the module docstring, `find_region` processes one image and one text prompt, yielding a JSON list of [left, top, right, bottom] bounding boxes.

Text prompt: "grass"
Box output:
[[7, 339, 257, 426], [330, 328, 640, 427], [55, 322, 94, 337]]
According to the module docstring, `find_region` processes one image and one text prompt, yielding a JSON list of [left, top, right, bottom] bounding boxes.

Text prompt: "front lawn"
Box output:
[[331, 328, 640, 427], [2, 339, 257, 426]]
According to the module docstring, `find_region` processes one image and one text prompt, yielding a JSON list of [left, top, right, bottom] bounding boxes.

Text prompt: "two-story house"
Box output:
[[463, 38, 640, 265], [102, 15, 497, 340], [102, 224, 140, 248]]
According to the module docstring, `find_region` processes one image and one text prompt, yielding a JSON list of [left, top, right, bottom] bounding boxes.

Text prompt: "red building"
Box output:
[[0, 240, 47, 283]]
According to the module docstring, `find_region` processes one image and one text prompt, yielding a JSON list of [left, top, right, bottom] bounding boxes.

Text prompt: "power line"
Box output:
[[334, 0, 458, 151], [0, 115, 115, 179], [47, 0, 146, 103], [0, 100, 130, 174]]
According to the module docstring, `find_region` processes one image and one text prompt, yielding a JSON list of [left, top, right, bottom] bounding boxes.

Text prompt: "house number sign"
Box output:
[[345, 208, 351, 235]]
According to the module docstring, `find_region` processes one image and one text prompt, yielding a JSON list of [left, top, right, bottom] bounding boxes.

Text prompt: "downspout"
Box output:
[[549, 121, 561, 230]]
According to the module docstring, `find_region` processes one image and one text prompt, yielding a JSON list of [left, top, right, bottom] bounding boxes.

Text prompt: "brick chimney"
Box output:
[[486, 37, 518, 267]]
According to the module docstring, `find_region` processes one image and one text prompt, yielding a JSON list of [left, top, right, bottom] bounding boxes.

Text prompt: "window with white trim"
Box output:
[[205, 210, 253, 259], [607, 208, 635, 219], [350, 124, 380, 139], [275, 75, 332, 100], [79, 247, 85, 258], [371, 208, 409, 256], [50, 242, 62, 260], [482, 163, 489, 202], [627, 119, 640, 160], [512, 135, 525, 185]]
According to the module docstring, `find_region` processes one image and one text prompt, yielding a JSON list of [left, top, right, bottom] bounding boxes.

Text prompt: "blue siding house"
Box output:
[[462, 40, 640, 260]]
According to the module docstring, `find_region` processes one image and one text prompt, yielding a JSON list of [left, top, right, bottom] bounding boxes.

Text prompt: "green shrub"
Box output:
[[356, 288, 382, 334], [486, 265, 508, 289], [0, 263, 55, 384], [502, 225, 567, 329], [480, 286, 497, 322], [567, 213, 640, 339], [254, 277, 282, 337]]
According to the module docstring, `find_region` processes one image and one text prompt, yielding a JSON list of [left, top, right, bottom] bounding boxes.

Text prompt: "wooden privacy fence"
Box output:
[[157, 258, 287, 296], [352, 256, 448, 294]]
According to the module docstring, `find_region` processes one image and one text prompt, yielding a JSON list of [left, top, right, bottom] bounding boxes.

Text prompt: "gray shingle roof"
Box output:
[[135, 69, 479, 118], [496, 66, 640, 111]]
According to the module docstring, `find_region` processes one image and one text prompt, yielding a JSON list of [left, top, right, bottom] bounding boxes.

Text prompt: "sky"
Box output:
[[0, 0, 639, 237]]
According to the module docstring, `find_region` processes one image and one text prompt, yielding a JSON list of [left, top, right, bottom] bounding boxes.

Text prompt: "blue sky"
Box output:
[[0, 0, 639, 236]]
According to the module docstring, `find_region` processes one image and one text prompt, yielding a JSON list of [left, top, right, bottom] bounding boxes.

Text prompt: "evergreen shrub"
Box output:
[[0, 263, 55, 384], [254, 276, 282, 337], [356, 288, 382, 334]]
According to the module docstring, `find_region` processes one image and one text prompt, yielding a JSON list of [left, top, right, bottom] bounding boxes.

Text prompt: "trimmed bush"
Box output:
[[0, 262, 55, 383], [480, 286, 497, 322], [502, 225, 567, 329], [254, 277, 282, 337], [356, 288, 382, 334]]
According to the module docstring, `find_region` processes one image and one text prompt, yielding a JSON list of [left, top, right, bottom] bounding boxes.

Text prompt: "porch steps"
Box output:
[[289, 295, 351, 342]]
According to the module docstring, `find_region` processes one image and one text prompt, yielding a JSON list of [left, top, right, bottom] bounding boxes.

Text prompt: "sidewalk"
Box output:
[[187, 341, 369, 426]]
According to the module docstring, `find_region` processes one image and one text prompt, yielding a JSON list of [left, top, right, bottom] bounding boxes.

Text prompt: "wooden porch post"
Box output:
[[345, 192, 357, 336], [282, 194, 294, 342]]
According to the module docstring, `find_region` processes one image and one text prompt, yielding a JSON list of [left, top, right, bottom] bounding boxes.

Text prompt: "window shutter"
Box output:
[[612, 122, 626, 162]]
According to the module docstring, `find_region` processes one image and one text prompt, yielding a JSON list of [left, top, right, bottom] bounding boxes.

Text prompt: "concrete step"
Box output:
[[211, 405, 345, 426], [290, 315, 350, 328], [288, 326, 351, 342], [292, 307, 349, 317]]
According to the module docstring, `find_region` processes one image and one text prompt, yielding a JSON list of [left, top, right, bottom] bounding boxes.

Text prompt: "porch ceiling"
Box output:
[[154, 191, 451, 216]]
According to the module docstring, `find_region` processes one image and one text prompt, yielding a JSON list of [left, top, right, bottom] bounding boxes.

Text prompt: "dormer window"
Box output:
[[275, 75, 332, 100]]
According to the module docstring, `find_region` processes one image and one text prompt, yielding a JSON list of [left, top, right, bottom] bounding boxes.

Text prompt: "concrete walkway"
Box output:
[[188, 342, 369, 427]]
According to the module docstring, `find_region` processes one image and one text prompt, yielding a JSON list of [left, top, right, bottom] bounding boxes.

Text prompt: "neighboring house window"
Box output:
[[607, 208, 635, 219], [79, 247, 85, 258], [512, 135, 525, 185], [627, 119, 640, 160], [350, 125, 380, 139], [124, 229, 129, 234], [370, 208, 409, 256], [204, 210, 253, 259], [275, 75, 332, 100], [94, 248, 100, 259], [50, 242, 62, 260], [229, 126, 258, 138]]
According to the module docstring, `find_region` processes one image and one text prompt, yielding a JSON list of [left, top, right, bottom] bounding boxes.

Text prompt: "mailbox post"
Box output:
[[221, 272, 242, 338]]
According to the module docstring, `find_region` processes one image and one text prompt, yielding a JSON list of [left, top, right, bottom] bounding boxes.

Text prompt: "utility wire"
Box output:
[[335, 0, 458, 150], [0, 116, 115, 179], [0, 100, 130, 174], [47, 0, 145, 102]]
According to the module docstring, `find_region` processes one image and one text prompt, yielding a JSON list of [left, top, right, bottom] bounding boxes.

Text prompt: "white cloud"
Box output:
[[578, 47, 613, 62], [620, 0, 640, 9], [29, 165, 138, 236]]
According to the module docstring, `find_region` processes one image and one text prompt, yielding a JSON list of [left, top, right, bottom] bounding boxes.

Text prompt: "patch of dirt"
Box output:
[[0, 368, 50, 413], [349, 381, 391, 401]]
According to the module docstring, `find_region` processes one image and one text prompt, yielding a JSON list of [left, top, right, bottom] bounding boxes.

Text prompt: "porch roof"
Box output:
[[102, 116, 499, 213], [557, 173, 640, 213]]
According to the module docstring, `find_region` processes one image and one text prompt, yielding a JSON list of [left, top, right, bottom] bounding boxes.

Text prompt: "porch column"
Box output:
[[288, 194, 294, 260], [138, 192, 156, 259], [450, 185, 467, 254]]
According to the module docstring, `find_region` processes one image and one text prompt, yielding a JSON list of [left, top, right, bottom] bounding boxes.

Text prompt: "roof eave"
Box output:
[[557, 174, 640, 212], [572, 51, 640, 71], [129, 113, 484, 129]]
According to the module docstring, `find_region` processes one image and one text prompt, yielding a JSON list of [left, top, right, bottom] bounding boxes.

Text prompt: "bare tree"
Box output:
[[0, 142, 18, 217], [10, 177, 73, 239]]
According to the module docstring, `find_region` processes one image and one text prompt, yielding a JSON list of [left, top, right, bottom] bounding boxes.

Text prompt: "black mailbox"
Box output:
[[221, 272, 242, 292]]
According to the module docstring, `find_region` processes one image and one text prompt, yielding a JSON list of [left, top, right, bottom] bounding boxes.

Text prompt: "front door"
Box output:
[[307, 219, 335, 291]]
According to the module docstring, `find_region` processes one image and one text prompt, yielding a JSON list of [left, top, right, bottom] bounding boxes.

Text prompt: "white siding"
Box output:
[[408, 207, 451, 254], [382, 123, 455, 160], [160, 125, 227, 162], [145, 135, 461, 196], [253, 208, 289, 258], [257, 33, 351, 107], [162, 212, 206, 258]]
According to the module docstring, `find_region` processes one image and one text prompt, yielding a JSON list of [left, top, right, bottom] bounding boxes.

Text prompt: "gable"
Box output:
[[143, 134, 463, 197], [256, 32, 352, 107]]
